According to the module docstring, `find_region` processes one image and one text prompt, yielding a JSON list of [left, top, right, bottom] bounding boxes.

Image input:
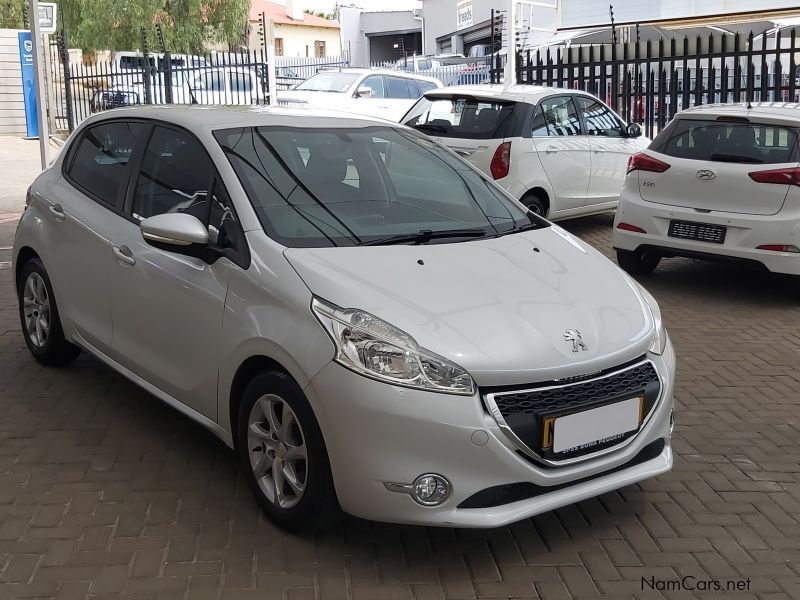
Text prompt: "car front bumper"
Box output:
[[304, 337, 676, 527], [614, 188, 800, 276]]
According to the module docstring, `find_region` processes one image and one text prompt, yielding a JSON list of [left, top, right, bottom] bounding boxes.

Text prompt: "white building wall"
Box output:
[[0, 29, 26, 136]]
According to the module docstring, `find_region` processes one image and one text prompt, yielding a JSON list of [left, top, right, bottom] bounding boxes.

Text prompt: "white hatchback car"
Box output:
[[401, 85, 650, 220], [14, 106, 674, 531], [276, 68, 441, 121], [614, 103, 800, 276]]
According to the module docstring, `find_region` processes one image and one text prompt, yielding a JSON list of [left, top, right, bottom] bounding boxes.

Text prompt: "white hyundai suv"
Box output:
[[14, 105, 674, 531], [401, 85, 650, 220], [614, 103, 800, 277]]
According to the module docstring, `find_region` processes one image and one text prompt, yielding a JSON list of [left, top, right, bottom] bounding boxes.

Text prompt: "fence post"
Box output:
[[56, 27, 74, 132], [141, 28, 152, 105], [163, 50, 173, 104]]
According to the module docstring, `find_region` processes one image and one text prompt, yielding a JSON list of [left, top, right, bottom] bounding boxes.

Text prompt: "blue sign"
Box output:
[[18, 31, 39, 139]]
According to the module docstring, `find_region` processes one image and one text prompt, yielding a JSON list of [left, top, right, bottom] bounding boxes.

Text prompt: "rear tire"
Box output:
[[237, 370, 338, 532], [521, 192, 547, 218], [616, 248, 661, 275], [17, 258, 81, 366]]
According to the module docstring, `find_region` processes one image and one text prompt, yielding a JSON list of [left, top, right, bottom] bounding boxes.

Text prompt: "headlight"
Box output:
[[635, 283, 667, 355], [312, 298, 475, 395]]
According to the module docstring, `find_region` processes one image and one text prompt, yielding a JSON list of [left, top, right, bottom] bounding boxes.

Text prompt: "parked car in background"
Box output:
[[401, 85, 650, 220], [276, 68, 441, 121], [614, 103, 800, 277], [14, 105, 674, 531]]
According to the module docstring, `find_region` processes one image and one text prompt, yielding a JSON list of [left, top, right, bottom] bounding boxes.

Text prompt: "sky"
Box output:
[[284, 0, 419, 14]]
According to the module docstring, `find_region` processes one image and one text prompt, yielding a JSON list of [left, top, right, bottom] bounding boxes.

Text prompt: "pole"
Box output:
[[28, 0, 50, 168], [504, 0, 516, 88]]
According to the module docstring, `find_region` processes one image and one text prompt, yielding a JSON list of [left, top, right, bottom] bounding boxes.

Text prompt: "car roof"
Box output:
[[77, 104, 405, 133], [422, 84, 595, 103], [315, 67, 441, 84], [678, 102, 800, 123]]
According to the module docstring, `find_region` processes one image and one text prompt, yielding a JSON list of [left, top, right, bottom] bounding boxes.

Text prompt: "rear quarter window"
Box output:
[[651, 118, 799, 164]]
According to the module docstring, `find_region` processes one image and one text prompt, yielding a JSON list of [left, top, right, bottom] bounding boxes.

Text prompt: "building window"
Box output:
[[314, 40, 326, 58], [275, 38, 284, 56]]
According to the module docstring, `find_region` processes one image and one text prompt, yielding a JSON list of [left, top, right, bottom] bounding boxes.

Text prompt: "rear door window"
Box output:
[[651, 119, 799, 163], [402, 97, 516, 139], [67, 121, 145, 208], [385, 76, 413, 99]]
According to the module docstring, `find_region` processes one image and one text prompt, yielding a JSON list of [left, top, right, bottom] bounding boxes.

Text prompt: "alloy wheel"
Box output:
[[23, 272, 50, 349], [247, 394, 308, 509]]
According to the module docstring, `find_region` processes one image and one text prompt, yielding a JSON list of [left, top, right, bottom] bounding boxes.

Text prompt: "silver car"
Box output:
[[13, 106, 675, 531]]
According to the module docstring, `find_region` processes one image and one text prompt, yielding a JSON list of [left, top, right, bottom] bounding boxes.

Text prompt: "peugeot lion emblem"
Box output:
[[696, 169, 717, 180], [563, 329, 588, 352]]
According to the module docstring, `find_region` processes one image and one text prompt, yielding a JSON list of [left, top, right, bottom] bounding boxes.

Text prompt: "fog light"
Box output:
[[412, 474, 451, 506]]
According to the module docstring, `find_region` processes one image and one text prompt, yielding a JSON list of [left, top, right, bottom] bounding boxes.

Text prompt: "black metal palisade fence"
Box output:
[[492, 30, 800, 138]]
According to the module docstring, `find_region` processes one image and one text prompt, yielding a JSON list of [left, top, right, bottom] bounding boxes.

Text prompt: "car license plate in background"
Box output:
[[553, 397, 642, 454], [668, 220, 727, 244]]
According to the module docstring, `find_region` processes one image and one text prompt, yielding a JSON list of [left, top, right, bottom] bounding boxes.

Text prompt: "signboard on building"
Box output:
[[456, 0, 473, 31], [38, 2, 58, 34]]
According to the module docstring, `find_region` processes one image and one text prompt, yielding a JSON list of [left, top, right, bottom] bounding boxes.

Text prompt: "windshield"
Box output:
[[295, 72, 360, 92], [214, 125, 542, 248]]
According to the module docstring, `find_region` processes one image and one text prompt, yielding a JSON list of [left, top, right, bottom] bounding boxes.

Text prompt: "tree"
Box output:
[[10, 0, 251, 53], [303, 9, 334, 20]]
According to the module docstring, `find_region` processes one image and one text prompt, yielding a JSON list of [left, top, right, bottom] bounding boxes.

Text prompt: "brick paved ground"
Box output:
[[1, 213, 800, 600]]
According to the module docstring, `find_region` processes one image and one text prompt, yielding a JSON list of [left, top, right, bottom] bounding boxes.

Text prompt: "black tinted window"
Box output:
[[402, 97, 516, 139], [68, 121, 144, 207], [417, 81, 437, 94], [385, 76, 412, 99], [132, 126, 214, 221], [652, 119, 798, 164]]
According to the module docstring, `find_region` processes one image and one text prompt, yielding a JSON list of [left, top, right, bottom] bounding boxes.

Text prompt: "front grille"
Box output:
[[457, 438, 666, 509], [485, 360, 661, 463]]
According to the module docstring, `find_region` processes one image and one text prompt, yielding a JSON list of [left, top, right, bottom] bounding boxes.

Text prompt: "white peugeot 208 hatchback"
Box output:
[[13, 105, 675, 531], [615, 103, 800, 277]]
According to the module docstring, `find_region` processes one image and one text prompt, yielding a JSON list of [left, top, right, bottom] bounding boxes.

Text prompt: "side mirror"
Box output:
[[626, 122, 642, 138], [140, 213, 208, 247], [356, 86, 373, 98]]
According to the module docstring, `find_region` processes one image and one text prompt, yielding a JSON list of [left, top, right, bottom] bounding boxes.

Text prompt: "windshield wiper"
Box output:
[[709, 153, 764, 164], [361, 228, 488, 246], [413, 123, 448, 134]]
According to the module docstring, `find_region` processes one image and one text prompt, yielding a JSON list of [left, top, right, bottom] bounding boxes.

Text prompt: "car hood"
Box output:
[[284, 226, 656, 387]]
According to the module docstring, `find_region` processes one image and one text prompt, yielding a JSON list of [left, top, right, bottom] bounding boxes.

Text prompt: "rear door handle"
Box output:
[[48, 203, 65, 221], [593, 146, 608, 153], [112, 245, 136, 266], [545, 145, 560, 154]]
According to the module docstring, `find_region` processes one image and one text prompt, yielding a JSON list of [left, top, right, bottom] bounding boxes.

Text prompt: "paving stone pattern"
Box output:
[[1, 215, 799, 600]]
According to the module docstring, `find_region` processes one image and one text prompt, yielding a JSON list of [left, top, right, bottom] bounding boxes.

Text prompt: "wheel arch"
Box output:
[[228, 355, 294, 451], [14, 246, 41, 292], [521, 187, 551, 216]]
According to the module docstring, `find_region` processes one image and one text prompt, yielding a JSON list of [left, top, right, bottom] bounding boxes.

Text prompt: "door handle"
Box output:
[[113, 245, 136, 266], [48, 203, 65, 221], [593, 147, 608, 153], [545, 145, 560, 154]]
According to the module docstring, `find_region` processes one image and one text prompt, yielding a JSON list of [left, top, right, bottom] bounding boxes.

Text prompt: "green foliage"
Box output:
[[56, 0, 249, 53], [303, 9, 333, 20], [0, 0, 26, 29]]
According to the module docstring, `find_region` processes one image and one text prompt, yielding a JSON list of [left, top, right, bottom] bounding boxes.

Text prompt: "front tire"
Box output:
[[237, 370, 337, 532], [17, 258, 80, 366], [616, 248, 661, 275]]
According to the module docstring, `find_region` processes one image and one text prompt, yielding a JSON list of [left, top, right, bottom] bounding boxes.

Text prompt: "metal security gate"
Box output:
[[492, 30, 800, 138]]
